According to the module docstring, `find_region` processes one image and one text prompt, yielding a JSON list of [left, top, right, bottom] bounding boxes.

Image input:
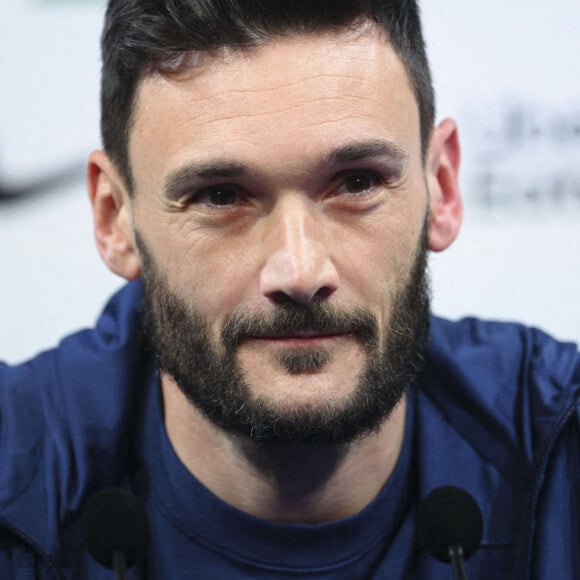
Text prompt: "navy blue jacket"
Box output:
[[0, 281, 579, 578]]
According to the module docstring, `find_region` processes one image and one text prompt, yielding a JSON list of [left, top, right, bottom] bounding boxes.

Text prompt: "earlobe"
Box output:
[[87, 150, 141, 280], [426, 118, 463, 252]]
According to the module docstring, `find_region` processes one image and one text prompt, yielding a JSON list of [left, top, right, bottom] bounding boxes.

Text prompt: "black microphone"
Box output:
[[82, 488, 150, 580], [416, 486, 483, 580]]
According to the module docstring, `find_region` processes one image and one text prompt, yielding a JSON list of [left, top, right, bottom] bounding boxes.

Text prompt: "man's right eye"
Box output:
[[194, 185, 240, 207]]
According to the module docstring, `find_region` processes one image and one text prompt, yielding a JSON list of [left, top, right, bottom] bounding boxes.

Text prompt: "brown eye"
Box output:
[[191, 185, 241, 208], [207, 186, 238, 206], [336, 171, 380, 196]]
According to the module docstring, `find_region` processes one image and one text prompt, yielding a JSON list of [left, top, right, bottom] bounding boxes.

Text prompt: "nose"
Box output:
[[259, 199, 339, 305]]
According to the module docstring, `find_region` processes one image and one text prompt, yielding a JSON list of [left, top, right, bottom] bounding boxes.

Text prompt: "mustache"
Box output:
[[221, 301, 379, 352]]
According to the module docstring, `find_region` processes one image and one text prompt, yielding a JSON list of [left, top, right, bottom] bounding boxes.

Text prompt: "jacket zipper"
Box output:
[[520, 391, 580, 579]]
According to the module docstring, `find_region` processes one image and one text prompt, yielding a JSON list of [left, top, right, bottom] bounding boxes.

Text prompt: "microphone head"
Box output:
[[416, 485, 483, 563], [81, 487, 149, 569]]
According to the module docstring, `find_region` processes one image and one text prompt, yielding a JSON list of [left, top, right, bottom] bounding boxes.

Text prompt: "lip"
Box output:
[[248, 331, 351, 344]]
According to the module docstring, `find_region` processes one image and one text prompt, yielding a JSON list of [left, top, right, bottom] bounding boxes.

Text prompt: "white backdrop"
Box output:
[[1, 0, 579, 364]]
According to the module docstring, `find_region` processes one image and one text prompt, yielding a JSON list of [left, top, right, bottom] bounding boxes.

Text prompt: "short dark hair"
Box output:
[[101, 0, 435, 191]]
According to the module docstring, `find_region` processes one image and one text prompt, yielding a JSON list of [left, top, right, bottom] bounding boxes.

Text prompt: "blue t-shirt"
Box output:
[[140, 375, 418, 579]]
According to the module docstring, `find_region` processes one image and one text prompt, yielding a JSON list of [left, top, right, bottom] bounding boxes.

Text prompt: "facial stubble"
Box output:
[[138, 220, 430, 445]]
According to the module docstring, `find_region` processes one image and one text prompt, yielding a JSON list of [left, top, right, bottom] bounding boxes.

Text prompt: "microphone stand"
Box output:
[[448, 545, 468, 580], [112, 550, 128, 580]]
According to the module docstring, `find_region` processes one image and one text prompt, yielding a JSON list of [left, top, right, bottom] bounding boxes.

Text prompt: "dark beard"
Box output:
[[137, 221, 430, 445]]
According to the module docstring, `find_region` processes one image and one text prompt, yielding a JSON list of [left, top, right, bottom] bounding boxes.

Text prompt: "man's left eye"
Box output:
[[335, 171, 380, 196]]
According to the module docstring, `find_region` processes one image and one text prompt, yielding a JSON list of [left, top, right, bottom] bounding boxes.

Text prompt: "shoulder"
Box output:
[[0, 281, 150, 543], [416, 318, 580, 573], [429, 316, 580, 386], [422, 316, 580, 469]]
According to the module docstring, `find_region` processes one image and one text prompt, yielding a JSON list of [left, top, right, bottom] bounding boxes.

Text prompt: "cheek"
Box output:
[[343, 222, 424, 341], [336, 213, 421, 307], [168, 236, 262, 320], [134, 224, 250, 332]]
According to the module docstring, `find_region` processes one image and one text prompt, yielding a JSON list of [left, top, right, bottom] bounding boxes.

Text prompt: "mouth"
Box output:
[[247, 330, 352, 346]]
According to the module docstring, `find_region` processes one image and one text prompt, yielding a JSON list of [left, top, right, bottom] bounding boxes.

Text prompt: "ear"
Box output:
[[425, 118, 463, 252], [87, 150, 141, 280]]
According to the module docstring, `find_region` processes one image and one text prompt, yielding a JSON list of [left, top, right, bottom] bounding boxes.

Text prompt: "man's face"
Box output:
[[128, 25, 432, 443]]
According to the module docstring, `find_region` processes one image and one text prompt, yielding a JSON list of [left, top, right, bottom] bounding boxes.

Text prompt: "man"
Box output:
[[0, 1, 578, 578]]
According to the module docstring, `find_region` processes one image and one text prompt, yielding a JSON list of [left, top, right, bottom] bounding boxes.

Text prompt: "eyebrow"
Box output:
[[318, 139, 408, 168], [162, 139, 408, 200], [164, 161, 251, 200]]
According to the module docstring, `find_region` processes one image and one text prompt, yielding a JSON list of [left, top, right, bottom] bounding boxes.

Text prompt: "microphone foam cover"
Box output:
[[416, 485, 483, 563], [82, 488, 149, 569]]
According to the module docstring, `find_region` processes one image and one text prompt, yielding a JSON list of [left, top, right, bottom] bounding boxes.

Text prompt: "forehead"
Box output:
[[129, 24, 420, 187]]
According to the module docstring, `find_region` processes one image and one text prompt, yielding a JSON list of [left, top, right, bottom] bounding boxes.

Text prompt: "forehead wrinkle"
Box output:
[[139, 82, 381, 142], [199, 70, 385, 98], [199, 70, 386, 107], [179, 89, 388, 136], [139, 40, 392, 126], [193, 98, 369, 127]]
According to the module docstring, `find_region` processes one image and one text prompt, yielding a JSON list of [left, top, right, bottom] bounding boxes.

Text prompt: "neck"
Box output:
[[161, 376, 407, 523]]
